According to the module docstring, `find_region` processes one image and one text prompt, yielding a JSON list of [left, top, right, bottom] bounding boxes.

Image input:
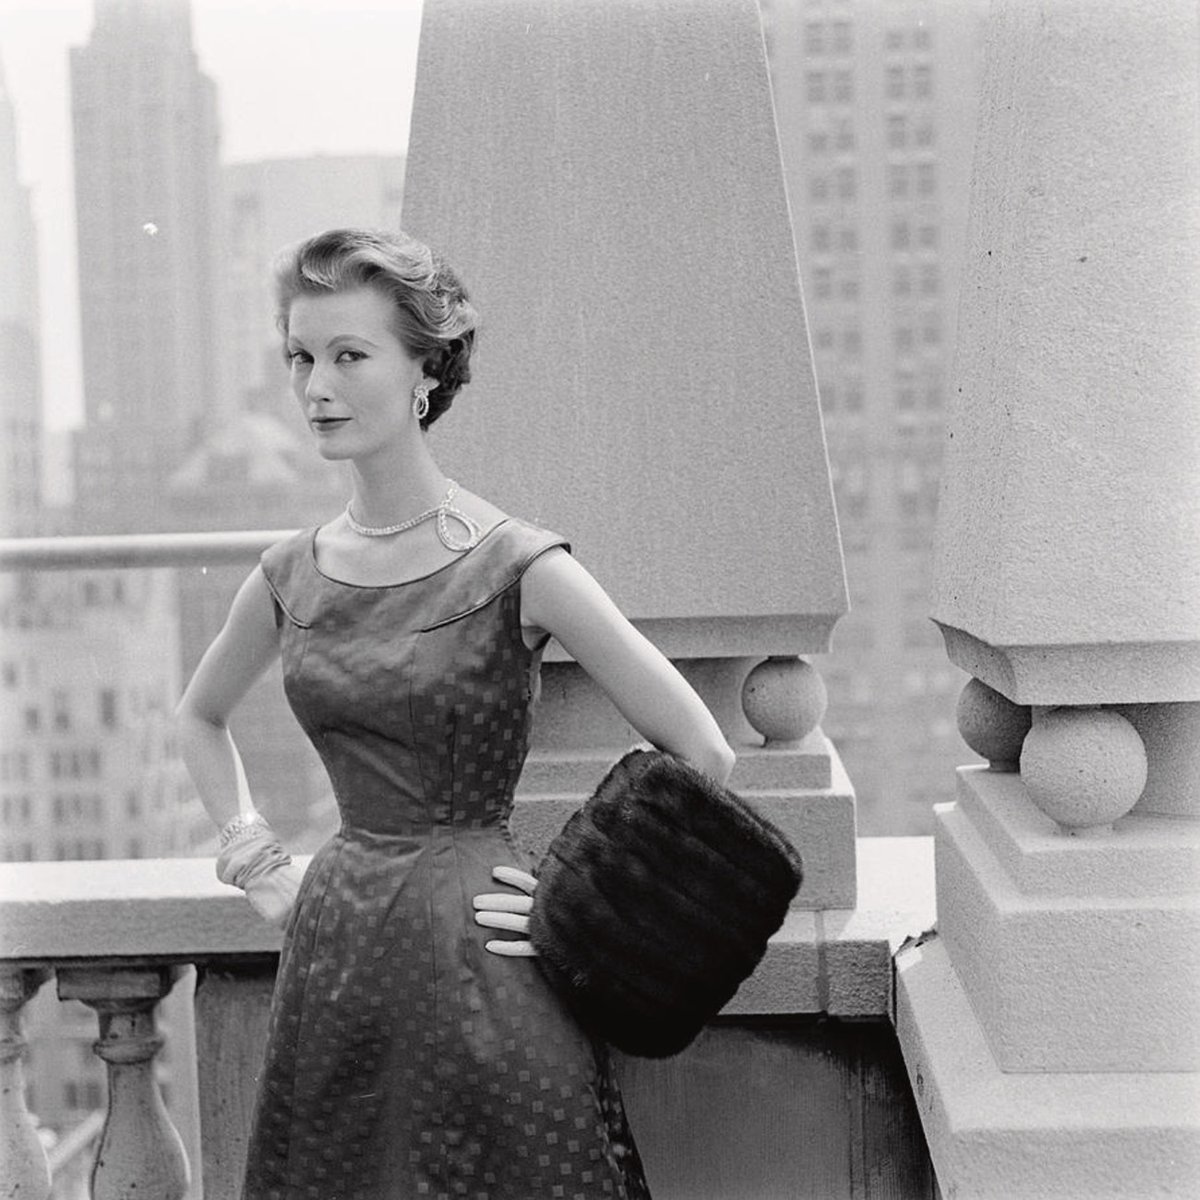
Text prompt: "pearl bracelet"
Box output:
[[218, 811, 271, 849]]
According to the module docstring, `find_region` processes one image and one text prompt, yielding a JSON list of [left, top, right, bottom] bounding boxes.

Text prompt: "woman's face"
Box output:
[[285, 286, 427, 461]]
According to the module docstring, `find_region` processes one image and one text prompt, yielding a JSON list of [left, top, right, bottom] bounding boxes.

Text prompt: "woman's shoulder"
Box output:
[[259, 526, 316, 579], [455, 488, 570, 563]]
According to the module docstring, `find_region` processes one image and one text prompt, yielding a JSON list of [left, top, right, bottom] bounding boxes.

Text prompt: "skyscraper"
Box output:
[[0, 56, 42, 537], [69, 0, 220, 533], [761, 0, 988, 832]]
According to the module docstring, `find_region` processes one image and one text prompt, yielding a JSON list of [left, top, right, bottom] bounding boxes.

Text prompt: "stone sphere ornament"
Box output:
[[741, 656, 827, 745], [956, 677, 1032, 771], [1020, 707, 1148, 833]]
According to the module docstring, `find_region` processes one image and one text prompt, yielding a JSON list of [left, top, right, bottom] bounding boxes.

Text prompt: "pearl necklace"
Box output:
[[344, 480, 483, 552]]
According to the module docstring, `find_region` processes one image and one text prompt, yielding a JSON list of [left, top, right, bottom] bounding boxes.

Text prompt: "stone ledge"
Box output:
[[895, 934, 1200, 1200], [0, 838, 934, 1018]]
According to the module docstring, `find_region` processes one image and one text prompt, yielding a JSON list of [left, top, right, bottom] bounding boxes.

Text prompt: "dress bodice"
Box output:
[[259, 518, 569, 838]]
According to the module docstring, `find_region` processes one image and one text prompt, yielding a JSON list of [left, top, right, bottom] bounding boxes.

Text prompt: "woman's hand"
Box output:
[[244, 859, 307, 930], [473, 866, 538, 957]]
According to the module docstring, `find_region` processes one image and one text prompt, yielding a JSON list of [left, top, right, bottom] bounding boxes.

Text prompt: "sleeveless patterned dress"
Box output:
[[247, 518, 650, 1199]]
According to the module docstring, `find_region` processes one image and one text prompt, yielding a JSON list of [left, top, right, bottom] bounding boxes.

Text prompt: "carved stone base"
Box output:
[[936, 767, 1200, 1072], [896, 934, 1200, 1200]]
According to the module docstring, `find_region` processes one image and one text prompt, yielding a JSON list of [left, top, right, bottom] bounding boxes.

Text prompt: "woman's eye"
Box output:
[[336, 349, 365, 363], [286, 350, 311, 366]]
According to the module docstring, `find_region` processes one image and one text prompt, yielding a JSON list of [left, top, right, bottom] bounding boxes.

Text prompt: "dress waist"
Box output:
[[335, 820, 511, 847]]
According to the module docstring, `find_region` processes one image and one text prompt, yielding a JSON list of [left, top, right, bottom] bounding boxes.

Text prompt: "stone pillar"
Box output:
[[0, 967, 51, 1200], [57, 966, 190, 1200], [895, 2, 1200, 1196], [404, 0, 854, 908]]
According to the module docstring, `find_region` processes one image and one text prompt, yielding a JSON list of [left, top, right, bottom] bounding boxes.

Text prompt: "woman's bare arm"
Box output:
[[174, 566, 282, 829], [519, 548, 735, 784]]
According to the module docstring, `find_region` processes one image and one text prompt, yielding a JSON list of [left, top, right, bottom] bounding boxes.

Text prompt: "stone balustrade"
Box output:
[[0, 835, 935, 1199]]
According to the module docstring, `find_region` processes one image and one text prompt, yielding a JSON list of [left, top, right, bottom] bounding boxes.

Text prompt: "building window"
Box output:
[[842, 328, 862, 358], [812, 223, 832, 253], [891, 220, 911, 250], [839, 226, 859, 252], [806, 71, 826, 103], [893, 266, 913, 296], [914, 26, 933, 51], [918, 223, 938, 249], [834, 119, 855, 151], [840, 276, 860, 301], [832, 70, 853, 104], [888, 164, 909, 199], [128, 839, 143, 859], [100, 689, 118, 729], [916, 161, 937, 196], [831, 20, 853, 54], [820, 381, 838, 412], [23, 707, 39, 733], [52, 691, 71, 733], [913, 64, 933, 99], [895, 326, 915, 353], [885, 65, 905, 99], [811, 175, 830, 202], [836, 166, 856, 200], [885, 29, 904, 52], [844, 379, 864, 413], [808, 130, 829, 155], [915, 121, 935, 148], [1, 662, 16, 688], [805, 21, 825, 54], [919, 264, 940, 295], [887, 114, 906, 149], [813, 267, 834, 300]]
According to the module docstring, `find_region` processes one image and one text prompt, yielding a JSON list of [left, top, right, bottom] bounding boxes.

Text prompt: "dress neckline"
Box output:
[[308, 518, 511, 590]]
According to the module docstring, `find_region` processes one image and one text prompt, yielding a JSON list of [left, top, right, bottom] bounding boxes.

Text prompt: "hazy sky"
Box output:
[[0, 0, 424, 430]]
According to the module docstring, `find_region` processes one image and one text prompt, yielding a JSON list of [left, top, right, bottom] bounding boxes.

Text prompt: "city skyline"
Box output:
[[0, 0, 424, 432]]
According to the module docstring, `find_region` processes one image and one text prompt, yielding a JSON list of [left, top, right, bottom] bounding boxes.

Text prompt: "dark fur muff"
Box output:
[[529, 749, 803, 1058]]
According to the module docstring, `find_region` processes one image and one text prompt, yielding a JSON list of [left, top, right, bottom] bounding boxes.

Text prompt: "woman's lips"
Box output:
[[311, 417, 350, 432]]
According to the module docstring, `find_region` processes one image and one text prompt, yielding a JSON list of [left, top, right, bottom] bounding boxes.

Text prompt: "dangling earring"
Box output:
[[412, 383, 431, 423]]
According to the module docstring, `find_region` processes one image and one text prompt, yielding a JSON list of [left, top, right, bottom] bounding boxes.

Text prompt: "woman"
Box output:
[[176, 227, 735, 1199]]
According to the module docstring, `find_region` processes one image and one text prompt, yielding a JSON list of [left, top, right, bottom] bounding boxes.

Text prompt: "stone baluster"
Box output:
[[0, 966, 51, 1200], [56, 966, 189, 1200]]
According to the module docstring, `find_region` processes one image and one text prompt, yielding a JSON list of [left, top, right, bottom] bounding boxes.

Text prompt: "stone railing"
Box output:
[[0, 531, 937, 1198], [1, 845, 936, 1198]]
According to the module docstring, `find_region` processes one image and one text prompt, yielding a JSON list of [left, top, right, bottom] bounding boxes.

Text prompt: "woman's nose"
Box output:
[[304, 362, 332, 402]]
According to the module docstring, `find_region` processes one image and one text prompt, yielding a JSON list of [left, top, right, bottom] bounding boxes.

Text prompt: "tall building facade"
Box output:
[[69, 0, 220, 533], [761, 0, 988, 833], [0, 58, 42, 537]]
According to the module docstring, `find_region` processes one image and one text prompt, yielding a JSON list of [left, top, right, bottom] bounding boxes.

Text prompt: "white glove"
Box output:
[[473, 865, 538, 957], [216, 819, 305, 930]]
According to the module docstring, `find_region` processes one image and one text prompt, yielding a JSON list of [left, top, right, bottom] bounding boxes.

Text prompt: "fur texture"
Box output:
[[529, 749, 803, 1058]]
